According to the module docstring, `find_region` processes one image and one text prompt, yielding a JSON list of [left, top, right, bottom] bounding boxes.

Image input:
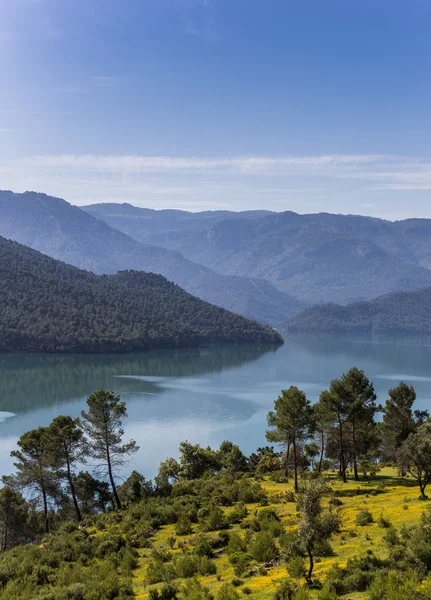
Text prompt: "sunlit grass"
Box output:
[[132, 468, 431, 600]]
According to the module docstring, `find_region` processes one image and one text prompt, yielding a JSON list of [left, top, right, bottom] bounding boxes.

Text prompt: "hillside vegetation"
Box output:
[[0, 236, 282, 353], [2, 370, 431, 598], [286, 285, 431, 333]]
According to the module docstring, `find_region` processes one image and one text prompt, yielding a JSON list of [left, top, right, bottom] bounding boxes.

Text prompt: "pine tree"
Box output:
[[46, 415, 86, 522], [266, 386, 315, 492], [81, 390, 138, 510]]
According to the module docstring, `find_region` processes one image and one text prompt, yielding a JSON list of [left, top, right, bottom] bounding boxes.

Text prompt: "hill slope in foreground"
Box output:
[[0, 468, 428, 599], [286, 285, 431, 334], [0, 236, 282, 353]]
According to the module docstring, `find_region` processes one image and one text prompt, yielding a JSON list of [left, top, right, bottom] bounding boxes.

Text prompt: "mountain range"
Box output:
[[91, 207, 431, 305], [0, 191, 301, 326], [0, 235, 281, 353], [4, 191, 431, 329]]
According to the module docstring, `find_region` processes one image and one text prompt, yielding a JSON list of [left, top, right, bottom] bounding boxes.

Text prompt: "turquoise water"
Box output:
[[0, 335, 431, 479]]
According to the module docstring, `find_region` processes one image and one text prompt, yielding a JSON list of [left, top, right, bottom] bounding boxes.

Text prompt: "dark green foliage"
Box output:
[[273, 580, 310, 600], [181, 579, 214, 600], [149, 583, 179, 600], [398, 422, 431, 498], [355, 510, 374, 526], [0, 531, 136, 599], [287, 556, 306, 579], [216, 584, 240, 600], [200, 505, 229, 532], [266, 386, 315, 492], [249, 531, 278, 563], [367, 569, 425, 600], [81, 390, 138, 510], [175, 515, 193, 536], [0, 235, 282, 353], [325, 553, 387, 595]]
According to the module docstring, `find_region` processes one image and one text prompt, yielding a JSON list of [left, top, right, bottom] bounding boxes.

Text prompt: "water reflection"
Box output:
[[0, 336, 430, 478]]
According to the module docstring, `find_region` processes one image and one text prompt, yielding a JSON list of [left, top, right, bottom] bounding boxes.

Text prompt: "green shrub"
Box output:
[[229, 503, 248, 524], [181, 580, 213, 600], [216, 584, 240, 600], [193, 535, 214, 558], [287, 556, 306, 579], [355, 510, 374, 526], [150, 583, 179, 600], [228, 552, 252, 577], [176, 515, 193, 536], [249, 531, 278, 563], [377, 514, 391, 529], [368, 569, 421, 600]]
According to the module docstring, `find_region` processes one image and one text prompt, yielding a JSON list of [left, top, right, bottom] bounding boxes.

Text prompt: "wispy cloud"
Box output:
[[2, 153, 431, 214], [15, 153, 406, 173]]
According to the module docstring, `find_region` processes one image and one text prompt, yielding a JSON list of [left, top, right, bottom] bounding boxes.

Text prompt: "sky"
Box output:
[[1, 0, 431, 219]]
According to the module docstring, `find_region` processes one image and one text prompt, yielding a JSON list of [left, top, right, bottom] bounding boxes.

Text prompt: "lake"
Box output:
[[1, 335, 431, 479]]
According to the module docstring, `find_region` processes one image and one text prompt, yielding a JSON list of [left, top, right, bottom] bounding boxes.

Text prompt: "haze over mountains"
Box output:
[[89, 206, 431, 305], [4, 191, 431, 330], [0, 191, 301, 326]]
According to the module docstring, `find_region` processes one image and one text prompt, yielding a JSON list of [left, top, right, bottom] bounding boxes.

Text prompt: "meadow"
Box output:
[[131, 468, 430, 600]]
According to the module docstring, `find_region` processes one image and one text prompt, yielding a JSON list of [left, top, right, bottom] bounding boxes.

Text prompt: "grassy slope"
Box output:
[[132, 468, 430, 600]]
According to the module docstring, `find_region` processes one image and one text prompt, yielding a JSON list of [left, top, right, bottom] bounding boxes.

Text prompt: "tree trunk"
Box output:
[[2, 517, 8, 551], [352, 419, 359, 481], [318, 429, 324, 474], [42, 487, 49, 534], [65, 455, 82, 522], [293, 437, 299, 493], [306, 545, 314, 582], [338, 419, 347, 483], [284, 442, 290, 478], [106, 448, 121, 510]]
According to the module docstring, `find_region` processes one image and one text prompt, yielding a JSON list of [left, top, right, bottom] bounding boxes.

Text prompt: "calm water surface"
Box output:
[[1, 335, 431, 478]]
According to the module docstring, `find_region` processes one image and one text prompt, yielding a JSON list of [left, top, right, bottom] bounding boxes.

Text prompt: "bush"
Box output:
[[231, 579, 244, 587], [355, 510, 374, 526], [194, 535, 214, 558], [249, 531, 278, 563], [201, 505, 228, 532], [287, 556, 306, 579], [273, 580, 310, 600], [279, 532, 303, 561], [367, 569, 421, 600], [377, 514, 391, 529], [216, 584, 240, 600], [149, 583, 179, 600], [228, 552, 252, 577], [181, 580, 213, 600], [241, 588, 252, 595], [229, 503, 248, 524], [316, 585, 338, 600], [227, 533, 247, 556], [314, 540, 334, 558], [285, 490, 296, 502], [176, 515, 193, 536]]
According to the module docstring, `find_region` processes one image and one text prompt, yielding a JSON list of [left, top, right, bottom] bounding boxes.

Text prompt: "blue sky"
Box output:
[[1, 0, 431, 218]]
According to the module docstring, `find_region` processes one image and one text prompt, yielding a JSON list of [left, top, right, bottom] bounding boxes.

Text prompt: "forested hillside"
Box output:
[[286, 285, 431, 333], [0, 236, 282, 353], [135, 211, 431, 304], [0, 191, 302, 326]]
